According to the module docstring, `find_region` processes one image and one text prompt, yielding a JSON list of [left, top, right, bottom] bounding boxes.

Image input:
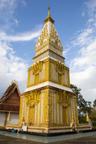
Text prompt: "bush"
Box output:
[[79, 116, 88, 124], [92, 121, 96, 128]]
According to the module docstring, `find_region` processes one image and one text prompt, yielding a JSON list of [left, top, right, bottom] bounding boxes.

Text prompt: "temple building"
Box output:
[[0, 81, 20, 129], [19, 8, 79, 134]]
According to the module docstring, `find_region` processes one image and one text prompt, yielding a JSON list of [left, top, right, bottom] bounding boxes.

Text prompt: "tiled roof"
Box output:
[[0, 81, 20, 112], [0, 81, 20, 103]]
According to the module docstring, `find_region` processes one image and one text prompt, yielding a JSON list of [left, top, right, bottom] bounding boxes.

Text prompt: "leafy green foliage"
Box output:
[[70, 84, 92, 123], [93, 99, 96, 107], [71, 84, 96, 127]]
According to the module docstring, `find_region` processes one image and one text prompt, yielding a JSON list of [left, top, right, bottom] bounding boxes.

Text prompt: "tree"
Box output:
[[71, 84, 92, 123], [71, 84, 87, 113], [93, 99, 96, 108], [90, 109, 96, 121]]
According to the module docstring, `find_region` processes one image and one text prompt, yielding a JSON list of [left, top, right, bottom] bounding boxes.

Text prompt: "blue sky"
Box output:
[[0, 0, 96, 102]]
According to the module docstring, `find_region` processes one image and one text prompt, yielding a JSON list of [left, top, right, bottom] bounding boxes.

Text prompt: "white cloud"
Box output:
[[0, 0, 26, 31], [71, 66, 96, 102], [86, 0, 96, 14], [0, 27, 41, 95], [0, 41, 28, 95], [71, 40, 96, 68], [63, 47, 70, 57], [0, 0, 16, 10], [0, 0, 42, 96], [0, 30, 41, 42], [70, 0, 96, 102], [72, 28, 94, 47], [0, 29, 41, 92]]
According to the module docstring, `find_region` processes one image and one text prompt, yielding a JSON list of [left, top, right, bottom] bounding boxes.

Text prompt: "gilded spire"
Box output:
[[48, 7, 51, 17], [35, 6, 63, 57], [44, 7, 54, 23]]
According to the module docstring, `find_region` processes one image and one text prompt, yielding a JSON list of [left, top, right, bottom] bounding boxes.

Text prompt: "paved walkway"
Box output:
[[0, 135, 96, 144], [0, 130, 96, 143]]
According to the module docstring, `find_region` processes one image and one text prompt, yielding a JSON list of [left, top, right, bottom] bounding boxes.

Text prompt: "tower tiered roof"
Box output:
[[35, 8, 63, 59]]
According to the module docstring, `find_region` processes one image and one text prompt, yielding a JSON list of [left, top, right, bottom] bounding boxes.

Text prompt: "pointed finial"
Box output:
[[44, 4, 54, 23], [48, 6, 51, 17], [48, 0, 50, 16]]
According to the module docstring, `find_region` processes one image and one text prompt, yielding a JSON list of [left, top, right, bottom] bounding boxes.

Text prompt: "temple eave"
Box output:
[[25, 82, 73, 93]]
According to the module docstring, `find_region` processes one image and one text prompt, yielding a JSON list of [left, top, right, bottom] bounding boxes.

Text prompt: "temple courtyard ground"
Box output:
[[0, 130, 96, 144], [0, 135, 96, 144]]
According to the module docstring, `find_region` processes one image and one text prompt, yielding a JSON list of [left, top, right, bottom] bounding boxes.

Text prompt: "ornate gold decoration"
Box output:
[[35, 17, 63, 56], [56, 91, 69, 108], [26, 91, 40, 107], [32, 61, 43, 74], [56, 61, 65, 74]]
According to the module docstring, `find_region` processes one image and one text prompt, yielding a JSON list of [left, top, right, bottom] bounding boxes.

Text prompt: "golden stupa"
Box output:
[[19, 8, 79, 134]]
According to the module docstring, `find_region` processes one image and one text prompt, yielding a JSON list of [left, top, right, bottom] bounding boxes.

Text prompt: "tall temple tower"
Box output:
[[19, 8, 79, 134]]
